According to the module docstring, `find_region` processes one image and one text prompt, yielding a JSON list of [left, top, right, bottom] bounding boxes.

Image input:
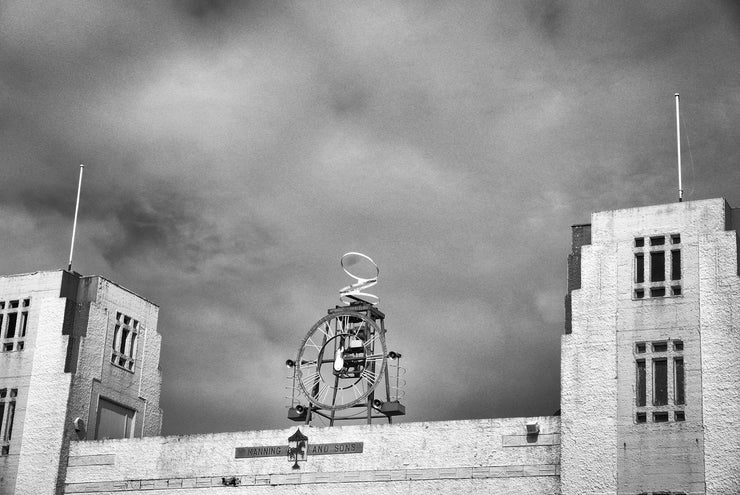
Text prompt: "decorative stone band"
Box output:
[[65, 464, 560, 492]]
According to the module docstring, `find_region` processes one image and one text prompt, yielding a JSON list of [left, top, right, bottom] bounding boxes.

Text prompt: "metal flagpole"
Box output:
[[675, 93, 683, 202], [67, 164, 84, 271]]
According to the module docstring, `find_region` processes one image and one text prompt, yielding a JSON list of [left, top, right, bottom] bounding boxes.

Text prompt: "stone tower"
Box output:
[[562, 198, 740, 494], [0, 270, 163, 495]]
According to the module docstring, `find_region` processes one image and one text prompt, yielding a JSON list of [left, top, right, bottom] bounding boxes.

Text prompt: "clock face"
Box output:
[[296, 311, 387, 410]]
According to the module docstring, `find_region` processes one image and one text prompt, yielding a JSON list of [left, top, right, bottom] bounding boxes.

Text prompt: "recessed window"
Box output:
[[652, 342, 668, 353], [636, 340, 685, 423], [5, 313, 16, 339], [636, 412, 647, 423], [650, 287, 666, 297], [654, 359, 668, 406], [636, 360, 646, 406], [650, 251, 666, 282], [675, 411, 685, 422], [653, 411, 669, 422], [635, 253, 645, 283], [111, 312, 139, 372], [671, 250, 681, 281], [633, 233, 681, 299], [1, 299, 30, 353], [0, 388, 17, 455], [95, 397, 135, 440], [674, 358, 685, 405]]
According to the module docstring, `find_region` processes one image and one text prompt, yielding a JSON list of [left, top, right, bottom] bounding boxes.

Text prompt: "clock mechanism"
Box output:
[[285, 253, 406, 426]]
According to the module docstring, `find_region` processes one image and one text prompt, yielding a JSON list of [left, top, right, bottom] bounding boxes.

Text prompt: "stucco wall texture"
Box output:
[[4, 198, 738, 495], [0, 271, 163, 495], [563, 198, 740, 495], [64, 416, 561, 494], [0, 271, 73, 495]]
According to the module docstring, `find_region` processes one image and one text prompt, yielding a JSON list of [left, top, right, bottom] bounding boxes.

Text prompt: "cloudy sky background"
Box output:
[[1, 0, 739, 435]]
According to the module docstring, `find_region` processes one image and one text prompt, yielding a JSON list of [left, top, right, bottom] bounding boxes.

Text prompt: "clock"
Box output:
[[296, 310, 387, 411]]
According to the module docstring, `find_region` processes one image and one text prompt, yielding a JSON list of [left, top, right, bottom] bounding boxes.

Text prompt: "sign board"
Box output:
[[235, 442, 363, 459]]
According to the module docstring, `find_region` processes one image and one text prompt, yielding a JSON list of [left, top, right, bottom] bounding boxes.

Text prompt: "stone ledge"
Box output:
[[68, 455, 115, 467], [65, 464, 561, 492]]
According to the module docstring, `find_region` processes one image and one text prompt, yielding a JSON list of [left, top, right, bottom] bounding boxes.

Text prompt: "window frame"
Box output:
[[94, 396, 135, 440], [633, 234, 682, 299], [0, 298, 30, 352], [0, 388, 17, 455], [634, 339, 685, 423], [111, 312, 140, 372]]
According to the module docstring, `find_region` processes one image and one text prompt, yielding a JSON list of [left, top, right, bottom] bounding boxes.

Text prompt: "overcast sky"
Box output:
[[1, 1, 739, 435]]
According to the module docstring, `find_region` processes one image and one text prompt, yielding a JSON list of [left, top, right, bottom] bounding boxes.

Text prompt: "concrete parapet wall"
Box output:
[[65, 416, 560, 494]]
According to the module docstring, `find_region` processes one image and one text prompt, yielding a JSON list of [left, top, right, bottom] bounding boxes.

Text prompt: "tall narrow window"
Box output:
[[111, 312, 139, 371], [654, 359, 668, 406], [19, 312, 27, 337], [636, 360, 646, 406], [5, 313, 16, 339], [650, 251, 665, 282], [671, 250, 681, 281], [635, 253, 645, 283], [0, 388, 17, 455], [675, 357, 685, 405]]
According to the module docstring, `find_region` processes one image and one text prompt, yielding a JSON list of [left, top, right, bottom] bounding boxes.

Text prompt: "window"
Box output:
[[111, 312, 139, 372], [674, 358, 685, 405], [635, 339, 685, 423], [1, 298, 30, 352], [654, 359, 668, 405], [0, 388, 17, 455], [633, 234, 681, 299], [636, 360, 646, 406], [95, 397, 135, 440], [635, 254, 645, 283], [652, 342, 668, 352], [653, 411, 669, 422], [650, 252, 665, 282]]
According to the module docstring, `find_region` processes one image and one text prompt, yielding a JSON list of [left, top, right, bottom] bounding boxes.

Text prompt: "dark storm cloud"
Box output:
[[1, 1, 739, 434]]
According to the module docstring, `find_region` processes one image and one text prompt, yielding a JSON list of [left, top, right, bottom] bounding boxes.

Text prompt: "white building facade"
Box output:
[[0, 271, 162, 495], [4, 198, 739, 494]]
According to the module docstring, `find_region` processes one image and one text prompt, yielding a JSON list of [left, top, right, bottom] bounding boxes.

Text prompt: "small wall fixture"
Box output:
[[525, 422, 540, 435], [73, 417, 85, 432]]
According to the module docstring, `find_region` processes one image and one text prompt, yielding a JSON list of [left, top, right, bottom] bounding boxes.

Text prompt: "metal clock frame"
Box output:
[[296, 308, 387, 412]]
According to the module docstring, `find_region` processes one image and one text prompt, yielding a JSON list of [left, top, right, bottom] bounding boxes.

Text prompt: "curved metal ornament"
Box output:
[[296, 311, 387, 410], [339, 252, 379, 305]]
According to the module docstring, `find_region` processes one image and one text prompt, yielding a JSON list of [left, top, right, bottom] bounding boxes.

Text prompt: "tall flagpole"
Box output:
[[675, 93, 683, 202], [67, 164, 84, 271]]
